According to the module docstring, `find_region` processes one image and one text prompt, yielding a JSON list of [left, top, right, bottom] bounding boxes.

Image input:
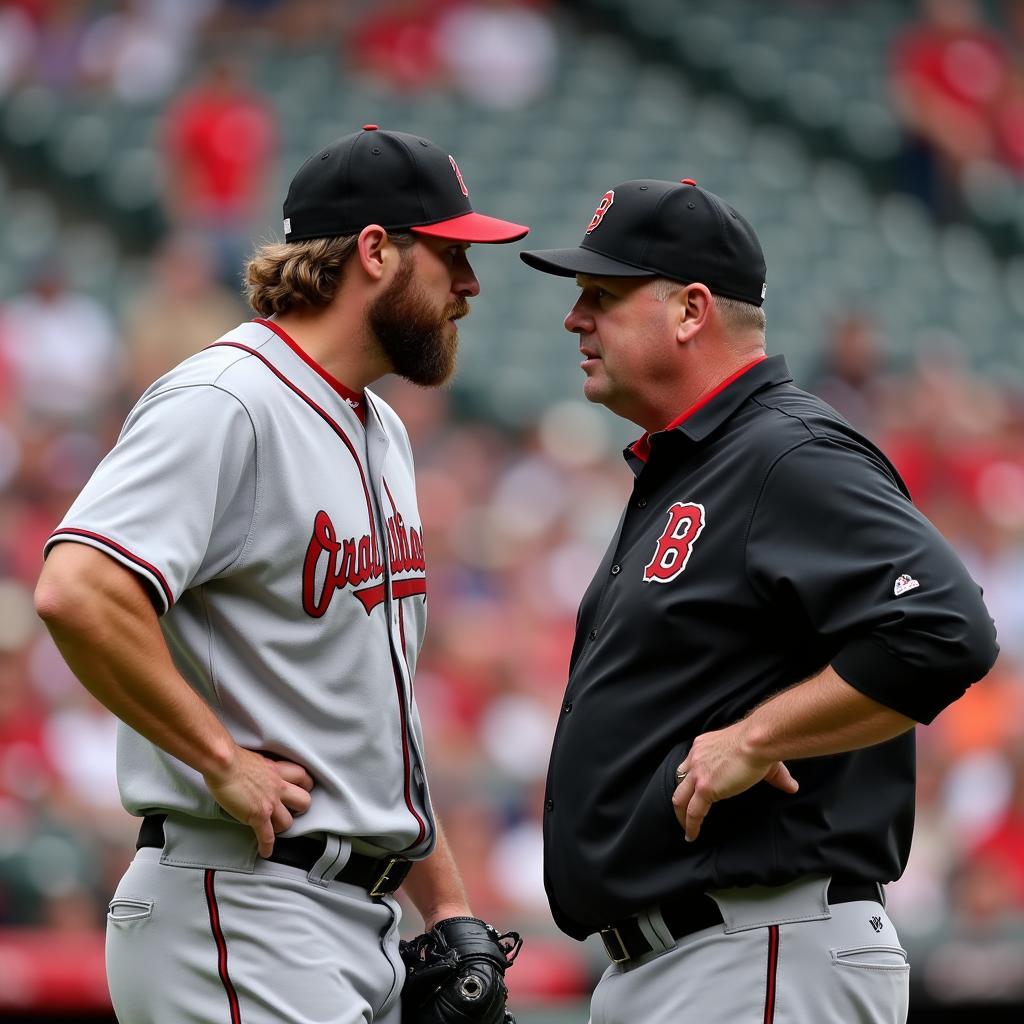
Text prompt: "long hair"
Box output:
[[244, 233, 414, 316]]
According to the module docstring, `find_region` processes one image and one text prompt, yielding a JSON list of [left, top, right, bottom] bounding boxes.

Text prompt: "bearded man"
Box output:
[[35, 126, 528, 1024]]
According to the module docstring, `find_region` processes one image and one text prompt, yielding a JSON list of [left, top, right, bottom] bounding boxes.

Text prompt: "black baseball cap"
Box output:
[[520, 179, 766, 306], [282, 125, 529, 244]]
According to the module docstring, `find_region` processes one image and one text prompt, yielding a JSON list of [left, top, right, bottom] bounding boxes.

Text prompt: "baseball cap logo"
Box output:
[[449, 155, 469, 197], [586, 190, 615, 234]]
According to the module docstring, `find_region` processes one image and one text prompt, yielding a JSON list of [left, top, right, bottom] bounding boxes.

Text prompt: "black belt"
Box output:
[[599, 878, 882, 964], [137, 814, 412, 896]]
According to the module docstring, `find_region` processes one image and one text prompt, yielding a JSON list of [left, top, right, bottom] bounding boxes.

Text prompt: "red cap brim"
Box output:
[[412, 211, 529, 243]]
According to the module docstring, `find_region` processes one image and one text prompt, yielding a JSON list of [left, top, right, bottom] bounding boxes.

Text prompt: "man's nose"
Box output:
[[565, 298, 593, 334], [453, 255, 481, 298]]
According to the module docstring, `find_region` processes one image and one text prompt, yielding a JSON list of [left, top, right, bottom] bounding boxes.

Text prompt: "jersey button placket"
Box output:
[[588, 629, 598, 641]]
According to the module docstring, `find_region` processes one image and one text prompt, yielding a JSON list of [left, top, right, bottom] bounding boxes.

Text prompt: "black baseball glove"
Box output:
[[399, 916, 522, 1024]]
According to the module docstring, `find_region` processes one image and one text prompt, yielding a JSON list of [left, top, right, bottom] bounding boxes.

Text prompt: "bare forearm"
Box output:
[[37, 544, 315, 855], [402, 821, 471, 930], [674, 665, 917, 841], [36, 545, 234, 777], [739, 664, 916, 763]]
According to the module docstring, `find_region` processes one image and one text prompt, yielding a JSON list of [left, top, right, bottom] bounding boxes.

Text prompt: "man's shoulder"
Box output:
[[743, 381, 906, 492], [744, 380, 874, 453], [143, 322, 281, 405]]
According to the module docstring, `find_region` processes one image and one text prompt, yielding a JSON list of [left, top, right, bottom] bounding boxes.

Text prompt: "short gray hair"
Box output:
[[651, 278, 766, 334], [715, 294, 767, 334]]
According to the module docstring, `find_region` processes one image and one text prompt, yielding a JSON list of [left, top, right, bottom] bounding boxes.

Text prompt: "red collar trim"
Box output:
[[253, 318, 365, 418], [629, 355, 767, 463]]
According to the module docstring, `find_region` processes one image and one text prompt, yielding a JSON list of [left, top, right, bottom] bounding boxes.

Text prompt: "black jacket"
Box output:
[[543, 355, 998, 940]]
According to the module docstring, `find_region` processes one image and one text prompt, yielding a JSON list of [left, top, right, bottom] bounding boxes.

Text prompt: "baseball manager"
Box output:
[[35, 127, 528, 1024], [520, 178, 998, 1024]]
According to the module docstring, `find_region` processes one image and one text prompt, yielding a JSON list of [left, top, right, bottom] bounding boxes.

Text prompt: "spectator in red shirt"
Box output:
[[348, 0, 451, 93], [992, 0, 1024, 173], [161, 57, 277, 284], [972, 742, 1024, 907], [890, 0, 1010, 214]]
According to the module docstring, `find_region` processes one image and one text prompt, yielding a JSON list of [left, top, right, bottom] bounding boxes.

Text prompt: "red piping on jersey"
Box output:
[[398, 601, 408, 671], [763, 924, 780, 1024], [388, 640, 427, 847], [46, 528, 175, 610], [209, 341, 429, 845], [204, 870, 242, 1024], [381, 475, 427, 848], [629, 355, 767, 463], [253, 318, 365, 420], [209, 342, 379, 561]]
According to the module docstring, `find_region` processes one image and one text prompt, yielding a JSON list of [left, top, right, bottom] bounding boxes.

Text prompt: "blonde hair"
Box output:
[[244, 233, 414, 316], [651, 277, 766, 334]]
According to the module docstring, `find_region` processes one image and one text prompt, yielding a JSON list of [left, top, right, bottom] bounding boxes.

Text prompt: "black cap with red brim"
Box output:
[[283, 125, 528, 244], [520, 178, 766, 306], [412, 211, 529, 244]]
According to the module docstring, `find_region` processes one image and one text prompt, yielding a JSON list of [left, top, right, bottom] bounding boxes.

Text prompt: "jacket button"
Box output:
[[636, 497, 648, 508], [610, 564, 621, 575], [588, 629, 598, 640], [563, 702, 573, 713], [545, 799, 554, 812]]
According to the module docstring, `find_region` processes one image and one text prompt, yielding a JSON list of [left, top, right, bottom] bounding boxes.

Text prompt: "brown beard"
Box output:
[[368, 253, 468, 387]]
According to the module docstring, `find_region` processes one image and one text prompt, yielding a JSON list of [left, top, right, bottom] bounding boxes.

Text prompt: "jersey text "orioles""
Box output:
[[302, 509, 425, 617]]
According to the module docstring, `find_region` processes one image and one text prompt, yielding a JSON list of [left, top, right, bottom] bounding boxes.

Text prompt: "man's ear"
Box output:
[[356, 225, 391, 281], [676, 283, 713, 344]]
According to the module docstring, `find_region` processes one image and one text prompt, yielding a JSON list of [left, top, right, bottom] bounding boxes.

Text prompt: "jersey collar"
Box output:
[[253, 317, 366, 421], [626, 354, 792, 465]]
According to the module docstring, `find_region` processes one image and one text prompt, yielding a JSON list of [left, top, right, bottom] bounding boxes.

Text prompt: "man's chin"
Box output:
[[403, 368, 455, 388], [582, 377, 610, 406], [398, 352, 458, 388]]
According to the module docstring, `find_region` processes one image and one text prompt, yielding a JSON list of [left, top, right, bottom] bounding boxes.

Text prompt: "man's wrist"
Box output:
[[199, 736, 238, 782], [421, 902, 474, 931], [736, 712, 774, 765]]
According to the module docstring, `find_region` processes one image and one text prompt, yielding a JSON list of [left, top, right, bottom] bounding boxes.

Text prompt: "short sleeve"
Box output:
[[745, 438, 998, 724], [45, 384, 257, 613]]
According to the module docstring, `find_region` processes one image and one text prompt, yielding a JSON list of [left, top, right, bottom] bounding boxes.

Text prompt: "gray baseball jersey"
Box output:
[[45, 318, 435, 858]]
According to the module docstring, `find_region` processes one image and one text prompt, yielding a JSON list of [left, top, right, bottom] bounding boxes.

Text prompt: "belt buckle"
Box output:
[[369, 857, 400, 897], [599, 925, 630, 965]]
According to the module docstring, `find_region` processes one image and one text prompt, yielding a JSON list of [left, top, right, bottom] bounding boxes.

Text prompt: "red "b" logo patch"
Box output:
[[586, 190, 615, 233], [643, 502, 706, 583]]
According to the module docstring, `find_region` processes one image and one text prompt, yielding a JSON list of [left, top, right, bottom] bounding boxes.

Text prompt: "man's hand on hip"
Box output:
[[671, 722, 798, 843], [203, 747, 315, 857]]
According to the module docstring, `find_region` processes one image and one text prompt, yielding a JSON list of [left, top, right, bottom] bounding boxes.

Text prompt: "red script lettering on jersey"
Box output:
[[302, 509, 426, 617], [642, 502, 706, 583]]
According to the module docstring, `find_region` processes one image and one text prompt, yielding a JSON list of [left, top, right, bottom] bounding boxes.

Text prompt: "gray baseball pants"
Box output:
[[105, 817, 404, 1024], [588, 877, 909, 1024]]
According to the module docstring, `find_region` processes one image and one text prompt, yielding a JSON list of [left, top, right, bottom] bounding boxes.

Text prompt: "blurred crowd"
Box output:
[[0, 0, 560, 285], [0, 0, 1023, 1008], [3, 247, 1024, 990], [890, 0, 1024, 216], [0, 0, 558, 107]]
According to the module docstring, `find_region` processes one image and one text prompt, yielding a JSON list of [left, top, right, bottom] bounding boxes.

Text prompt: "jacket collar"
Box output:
[[626, 354, 793, 466]]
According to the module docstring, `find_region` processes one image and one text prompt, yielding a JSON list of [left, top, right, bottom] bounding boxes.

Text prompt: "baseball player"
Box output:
[[34, 127, 527, 1024], [519, 179, 998, 1024]]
